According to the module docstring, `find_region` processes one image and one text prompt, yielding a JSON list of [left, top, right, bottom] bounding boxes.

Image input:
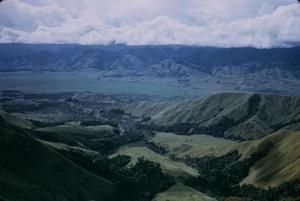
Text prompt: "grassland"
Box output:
[[148, 131, 300, 189], [238, 130, 300, 188], [149, 132, 238, 158], [152, 183, 217, 201], [110, 145, 199, 178], [0, 110, 33, 129]]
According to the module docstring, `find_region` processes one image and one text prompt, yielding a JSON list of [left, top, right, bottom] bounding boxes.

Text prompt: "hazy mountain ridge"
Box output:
[[0, 44, 299, 78], [1, 44, 300, 96], [124, 93, 300, 140]]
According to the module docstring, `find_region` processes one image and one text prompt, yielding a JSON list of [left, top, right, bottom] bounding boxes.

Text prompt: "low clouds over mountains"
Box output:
[[0, 0, 299, 48]]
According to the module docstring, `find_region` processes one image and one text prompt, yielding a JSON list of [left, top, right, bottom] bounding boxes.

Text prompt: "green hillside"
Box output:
[[1, 92, 300, 201], [124, 93, 300, 140], [34, 124, 123, 153], [149, 132, 238, 158], [0, 119, 115, 201], [152, 183, 217, 201], [110, 145, 199, 178], [0, 110, 33, 129], [238, 130, 300, 188]]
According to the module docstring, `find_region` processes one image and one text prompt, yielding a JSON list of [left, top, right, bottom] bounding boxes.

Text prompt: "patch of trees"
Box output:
[[230, 180, 300, 201], [81, 120, 116, 126], [114, 158, 174, 201], [149, 120, 247, 140], [145, 141, 168, 155], [183, 147, 300, 201], [30, 120, 63, 128], [57, 150, 174, 201]]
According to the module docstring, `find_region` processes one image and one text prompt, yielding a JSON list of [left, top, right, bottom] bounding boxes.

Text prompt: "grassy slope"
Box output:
[[38, 139, 99, 156], [110, 145, 199, 178], [0, 110, 33, 129], [34, 124, 121, 152], [111, 130, 300, 189], [124, 93, 252, 126], [152, 183, 217, 201], [124, 92, 300, 140], [0, 121, 115, 201], [238, 130, 300, 188], [150, 132, 238, 158], [36, 124, 115, 136]]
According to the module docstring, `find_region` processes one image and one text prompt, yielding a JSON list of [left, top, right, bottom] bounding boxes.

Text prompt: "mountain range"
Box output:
[[1, 43, 300, 201], [1, 44, 300, 96], [0, 44, 299, 77]]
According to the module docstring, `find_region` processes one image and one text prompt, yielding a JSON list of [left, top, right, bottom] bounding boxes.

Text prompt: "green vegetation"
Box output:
[[124, 93, 300, 140], [34, 124, 125, 153], [0, 113, 175, 201], [238, 131, 300, 188], [1, 92, 300, 201], [110, 145, 199, 178], [0, 110, 33, 129], [0, 120, 115, 201], [152, 183, 217, 201], [185, 150, 267, 195], [57, 150, 175, 201], [149, 132, 237, 158], [184, 148, 300, 201]]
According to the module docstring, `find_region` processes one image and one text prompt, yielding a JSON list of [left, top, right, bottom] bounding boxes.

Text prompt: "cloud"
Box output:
[[0, 0, 299, 47]]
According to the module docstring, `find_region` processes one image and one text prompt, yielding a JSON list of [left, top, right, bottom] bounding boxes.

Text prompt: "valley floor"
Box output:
[[0, 91, 300, 201]]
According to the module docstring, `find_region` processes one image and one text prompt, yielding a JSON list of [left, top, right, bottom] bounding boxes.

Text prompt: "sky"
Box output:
[[0, 0, 299, 48]]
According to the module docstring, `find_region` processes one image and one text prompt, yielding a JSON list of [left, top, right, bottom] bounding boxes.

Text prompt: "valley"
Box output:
[[1, 0, 300, 200], [1, 44, 300, 97], [0, 90, 300, 201]]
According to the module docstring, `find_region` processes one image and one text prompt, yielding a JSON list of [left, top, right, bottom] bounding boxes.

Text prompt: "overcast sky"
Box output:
[[0, 0, 299, 48]]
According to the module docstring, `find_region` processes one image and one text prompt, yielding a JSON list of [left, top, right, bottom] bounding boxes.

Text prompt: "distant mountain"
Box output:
[[0, 44, 299, 78], [1, 44, 300, 96], [124, 92, 300, 140]]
